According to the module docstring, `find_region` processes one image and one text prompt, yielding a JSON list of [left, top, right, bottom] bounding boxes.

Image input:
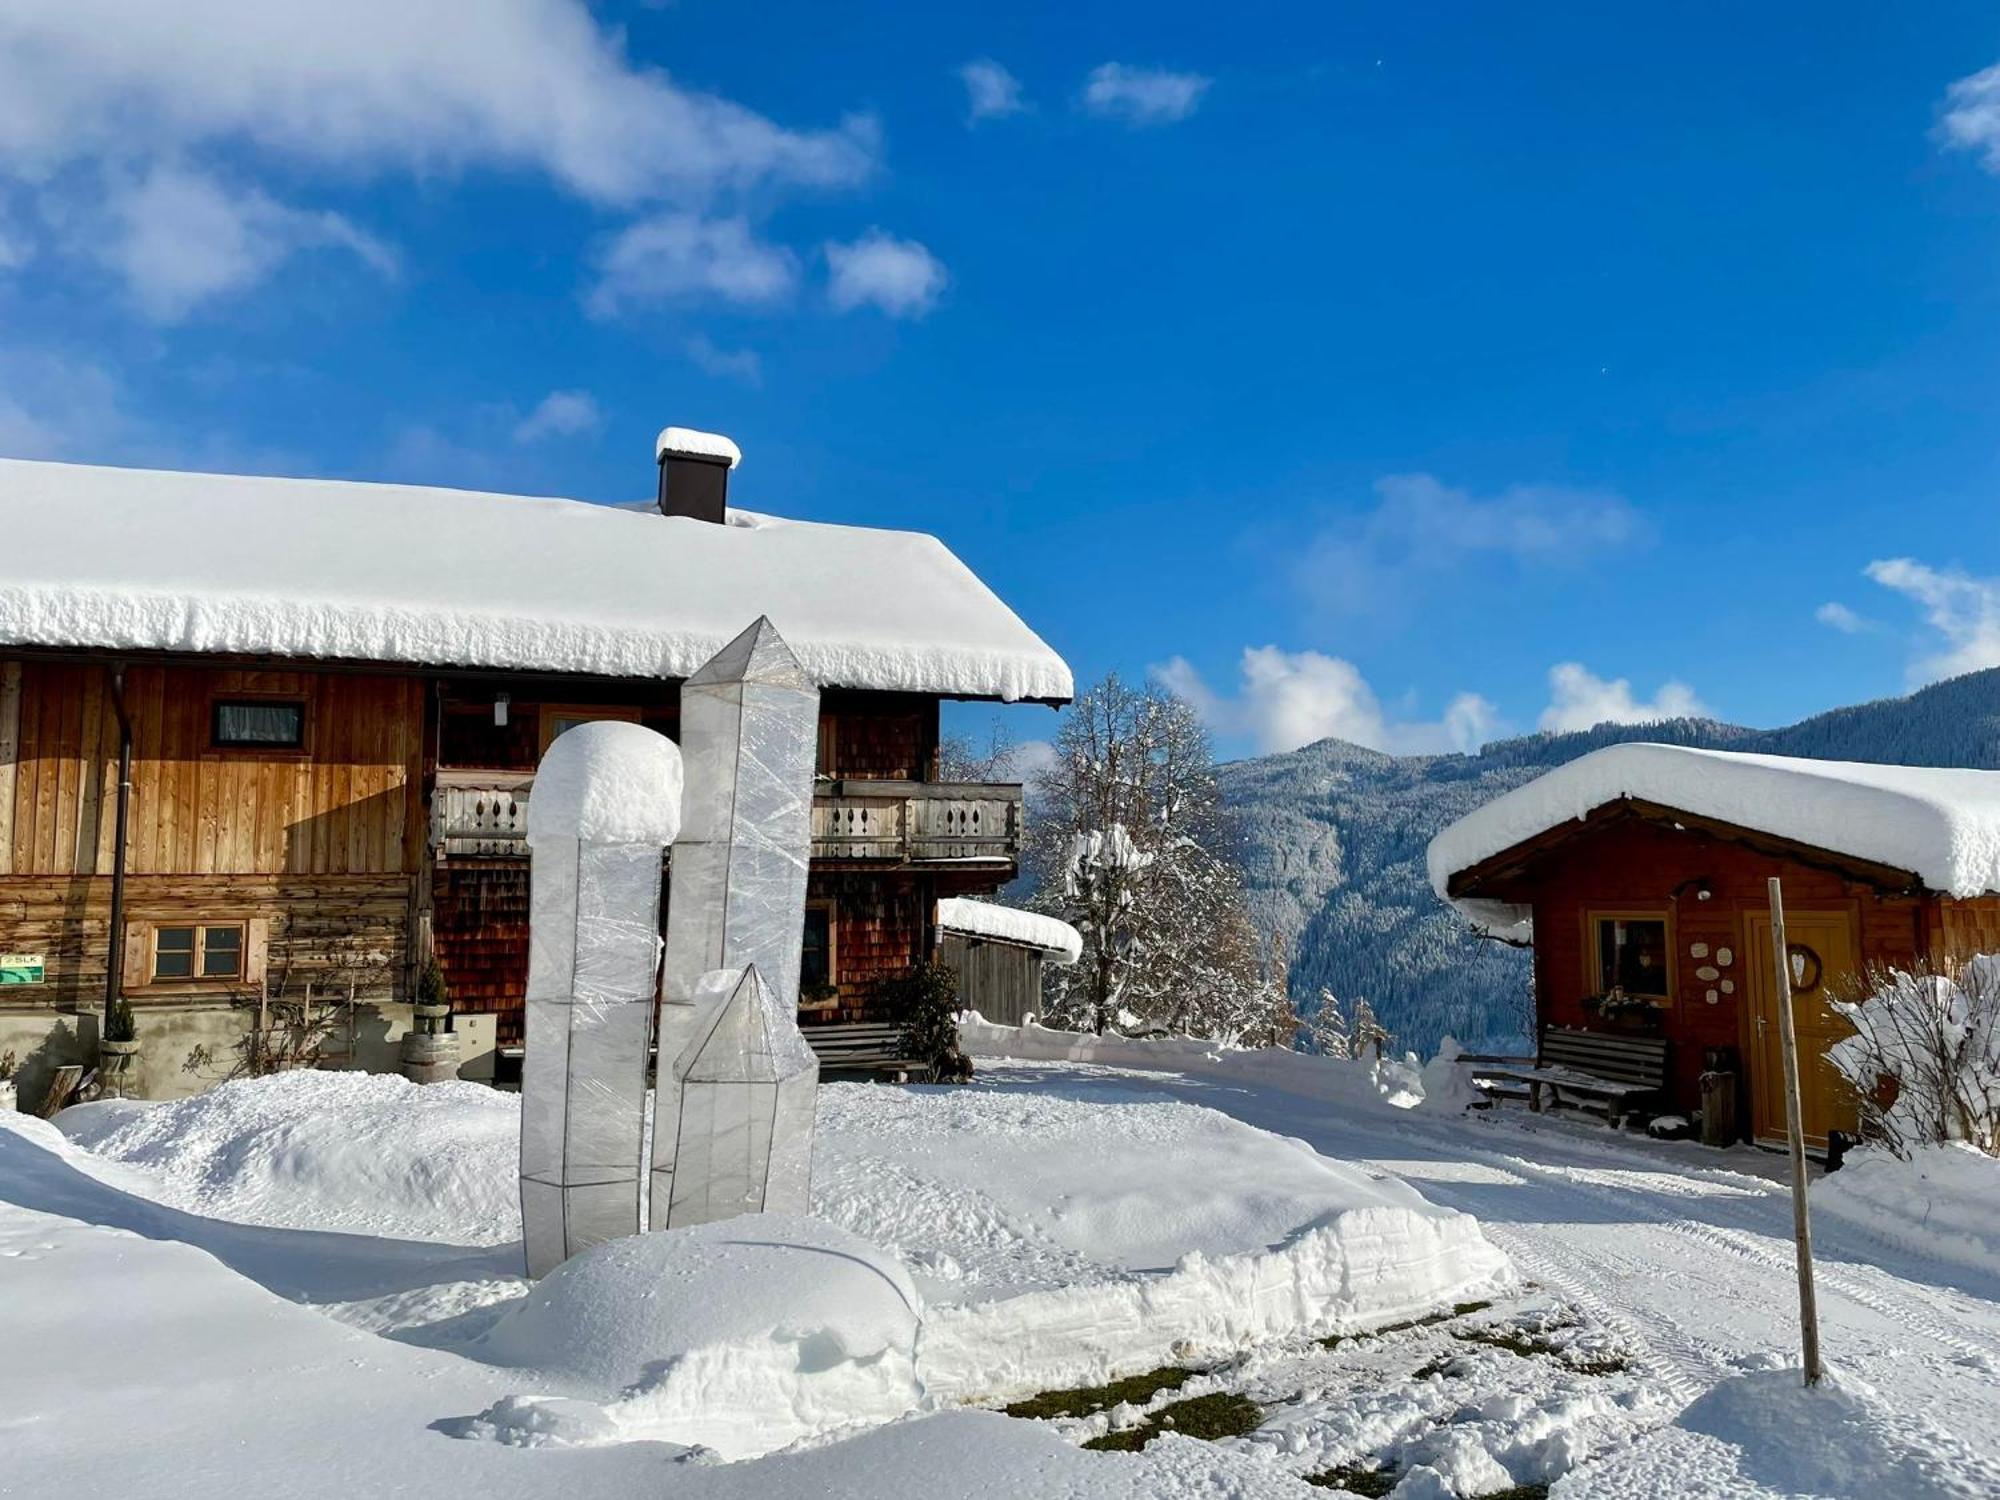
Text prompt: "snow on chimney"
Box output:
[[656, 427, 742, 523]]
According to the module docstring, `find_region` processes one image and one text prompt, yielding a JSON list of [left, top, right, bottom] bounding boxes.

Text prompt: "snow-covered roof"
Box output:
[[0, 459, 1071, 702], [936, 897, 1083, 964], [1427, 743, 2000, 937]]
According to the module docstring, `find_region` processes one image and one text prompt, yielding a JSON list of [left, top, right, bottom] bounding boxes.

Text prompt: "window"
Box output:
[[1591, 912, 1671, 1000], [538, 703, 641, 755], [151, 923, 246, 983], [801, 904, 835, 1002], [212, 699, 305, 749]]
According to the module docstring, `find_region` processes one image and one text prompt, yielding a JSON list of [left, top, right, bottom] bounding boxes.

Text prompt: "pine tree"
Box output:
[[1304, 988, 1352, 1058], [1351, 997, 1391, 1060]]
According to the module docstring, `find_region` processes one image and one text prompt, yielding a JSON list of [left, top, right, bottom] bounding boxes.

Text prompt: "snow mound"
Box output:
[[1813, 1143, 2000, 1278], [1677, 1364, 1999, 1498], [466, 1215, 922, 1458], [525, 719, 682, 846], [815, 1079, 1512, 1401], [57, 1071, 519, 1245], [1426, 742, 2000, 936]]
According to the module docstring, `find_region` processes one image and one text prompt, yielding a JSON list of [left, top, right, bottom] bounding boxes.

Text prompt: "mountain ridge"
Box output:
[[1217, 667, 2000, 1056]]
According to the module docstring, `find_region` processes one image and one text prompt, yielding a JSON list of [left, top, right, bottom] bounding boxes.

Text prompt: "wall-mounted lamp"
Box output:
[[494, 692, 511, 728]]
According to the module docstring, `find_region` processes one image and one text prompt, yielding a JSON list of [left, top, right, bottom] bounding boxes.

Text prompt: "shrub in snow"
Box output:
[[877, 960, 966, 1078], [103, 997, 137, 1044], [1829, 956, 2000, 1157]]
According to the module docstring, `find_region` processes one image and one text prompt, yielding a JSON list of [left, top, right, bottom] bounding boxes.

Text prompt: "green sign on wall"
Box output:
[[0, 952, 45, 984]]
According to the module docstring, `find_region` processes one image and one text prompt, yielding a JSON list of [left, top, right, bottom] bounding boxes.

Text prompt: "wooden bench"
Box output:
[[803, 1022, 931, 1082], [1479, 1027, 1669, 1130]]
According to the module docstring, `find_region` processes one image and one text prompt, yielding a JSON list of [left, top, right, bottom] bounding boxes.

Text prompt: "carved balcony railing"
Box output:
[[811, 779, 1023, 866], [431, 771, 1024, 869], [431, 770, 534, 857]]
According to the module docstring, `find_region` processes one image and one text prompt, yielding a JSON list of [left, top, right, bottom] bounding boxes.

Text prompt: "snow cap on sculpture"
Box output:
[[526, 719, 684, 847]]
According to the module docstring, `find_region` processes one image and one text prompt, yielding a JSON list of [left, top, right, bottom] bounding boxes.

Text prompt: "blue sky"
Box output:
[[4, 4, 2000, 762]]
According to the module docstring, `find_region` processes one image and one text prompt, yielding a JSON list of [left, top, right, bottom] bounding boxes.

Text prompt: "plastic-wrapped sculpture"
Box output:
[[519, 721, 681, 1278], [661, 965, 819, 1227], [649, 617, 822, 1229]]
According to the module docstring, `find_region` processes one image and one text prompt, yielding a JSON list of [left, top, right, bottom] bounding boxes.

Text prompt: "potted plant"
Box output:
[[401, 953, 461, 1084], [100, 998, 142, 1098]]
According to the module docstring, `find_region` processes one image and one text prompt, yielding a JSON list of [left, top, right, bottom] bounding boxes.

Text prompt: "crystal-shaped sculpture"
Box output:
[[520, 721, 682, 1277], [662, 965, 820, 1228], [649, 617, 820, 1229]]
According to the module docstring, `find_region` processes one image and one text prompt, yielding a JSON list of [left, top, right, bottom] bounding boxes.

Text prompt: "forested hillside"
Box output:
[[1219, 668, 2000, 1057]]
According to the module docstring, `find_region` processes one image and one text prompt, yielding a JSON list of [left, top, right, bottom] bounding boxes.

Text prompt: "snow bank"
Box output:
[[935, 898, 1082, 963], [57, 1072, 520, 1244], [0, 458, 1072, 703], [958, 1014, 1428, 1112], [815, 1078, 1512, 1402], [1426, 743, 2000, 935], [467, 1215, 921, 1459], [1813, 1143, 2000, 1277], [525, 720, 682, 846]]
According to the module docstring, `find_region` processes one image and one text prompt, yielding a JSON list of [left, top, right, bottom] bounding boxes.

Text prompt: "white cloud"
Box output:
[[1864, 557, 2000, 681], [512, 389, 601, 444], [1080, 63, 1211, 126], [824, 229, 947, 318], [588, 213, 799, 314], [960, 59, 1026, 123], [1296, 472, 1646, 615], [1156, 646, 1499, 756], [1939, 61, 2000, 172], [91, 162, 393, 321], [1815, 601, 1872, 634], [684, 334, 762, 385], [1537, 663, 1706, 734], [0, 0, 879, 314]]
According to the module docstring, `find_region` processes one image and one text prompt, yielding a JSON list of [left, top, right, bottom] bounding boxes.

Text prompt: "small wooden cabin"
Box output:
[[0, 437, 1071, 1106], [934, 897, 1082, 1026], [1428, 744, 2000, 1147]]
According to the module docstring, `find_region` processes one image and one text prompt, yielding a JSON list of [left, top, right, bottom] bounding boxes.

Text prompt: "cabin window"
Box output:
[[801, 904, 836, 1003], [538, 704, 641, 756], [150, 922, 246, 983], [212, 700, 305, 749], [1590, 912, 1671, 1000]]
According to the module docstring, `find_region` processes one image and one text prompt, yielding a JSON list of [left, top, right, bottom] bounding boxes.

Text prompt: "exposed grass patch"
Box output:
[[1001, 1366, 1192, 1421], [1486, 1486, 1551, 1499], [1451, 1325, 1629, 1375], [1080, 1392, 1263, 1452], [1318, 1300, 1495, 1350], [1303, 1464, 1397, 1495]]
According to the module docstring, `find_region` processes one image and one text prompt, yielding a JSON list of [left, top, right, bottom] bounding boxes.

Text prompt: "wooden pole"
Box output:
[[1767, 876, 1823, 1387]]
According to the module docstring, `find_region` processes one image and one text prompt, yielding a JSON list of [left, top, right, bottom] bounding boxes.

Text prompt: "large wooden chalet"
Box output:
[[0, 436, 1071, 1106], [1429, 743, 2000, 1147]]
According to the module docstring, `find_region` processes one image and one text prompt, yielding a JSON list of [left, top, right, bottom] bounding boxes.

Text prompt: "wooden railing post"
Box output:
[[1767, 876, 1823, 1388]]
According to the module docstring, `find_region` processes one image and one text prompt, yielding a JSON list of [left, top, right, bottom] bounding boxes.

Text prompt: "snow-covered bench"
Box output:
[[803, 1022, 930, 1082], [1479, 1026, 1669, 1130]]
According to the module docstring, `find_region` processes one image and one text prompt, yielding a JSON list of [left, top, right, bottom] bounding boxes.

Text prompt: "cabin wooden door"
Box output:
[[1744, 909, 1860, 1149]]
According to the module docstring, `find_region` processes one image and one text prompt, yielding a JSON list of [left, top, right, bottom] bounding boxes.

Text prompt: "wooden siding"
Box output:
[[431, 861, 532, 1043], [819, 691, 934, 780], [1518, 816, 1924, 1121], [0, 873, 412, 1013], [938, 933, 1043, 1027], [0, 659, 423, 878], [1929, 894, 2000, 964]]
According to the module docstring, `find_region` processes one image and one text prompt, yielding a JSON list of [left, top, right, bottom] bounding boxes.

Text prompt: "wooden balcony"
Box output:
[[432, 771, 1023, 869], [811, 779, 1023, 867]]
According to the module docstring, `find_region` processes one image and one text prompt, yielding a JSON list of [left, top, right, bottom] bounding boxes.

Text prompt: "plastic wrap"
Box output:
[[520, 724, 679, 1277], [649, 617, 821, 1228]]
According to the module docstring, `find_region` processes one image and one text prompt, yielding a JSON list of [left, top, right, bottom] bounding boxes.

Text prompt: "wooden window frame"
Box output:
[[537, 703, 642, 757], [1583, 907, 1676, 1006], [207, 694, 311, 758], [801, 900, 838, 1007], [148, 920, 249, 986]]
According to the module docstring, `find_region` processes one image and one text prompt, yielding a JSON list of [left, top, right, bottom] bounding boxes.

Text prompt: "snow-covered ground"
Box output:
[[7, 1056, 1999, 1498]]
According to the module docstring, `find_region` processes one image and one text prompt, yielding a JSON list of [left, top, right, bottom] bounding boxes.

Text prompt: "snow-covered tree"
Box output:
[[1831, 956, 2000, 1157], [1303, 988, 1352, 1058], [1028, 673, 1275, 1040], [1351, 997, 1391, 1060]]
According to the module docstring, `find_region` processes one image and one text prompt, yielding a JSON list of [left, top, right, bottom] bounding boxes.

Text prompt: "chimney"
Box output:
[[656, 426, 742, 523]]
